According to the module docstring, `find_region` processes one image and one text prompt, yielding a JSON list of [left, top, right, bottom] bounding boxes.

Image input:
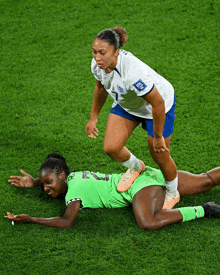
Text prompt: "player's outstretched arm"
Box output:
[[4, 200, 80, 228], [8, 170, 40, 188]]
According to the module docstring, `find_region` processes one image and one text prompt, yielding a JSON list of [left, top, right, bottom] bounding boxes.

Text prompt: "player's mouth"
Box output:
[[97, 62, 104, 67]]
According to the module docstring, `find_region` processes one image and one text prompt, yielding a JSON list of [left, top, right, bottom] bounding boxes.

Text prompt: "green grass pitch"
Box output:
[[0, 0, 220, 274]]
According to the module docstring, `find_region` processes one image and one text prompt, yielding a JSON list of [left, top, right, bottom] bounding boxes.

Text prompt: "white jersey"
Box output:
[[91, 49, 174, 119]]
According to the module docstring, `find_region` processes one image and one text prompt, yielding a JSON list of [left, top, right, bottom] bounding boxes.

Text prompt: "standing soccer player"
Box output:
[[86, 27, 178, 209]]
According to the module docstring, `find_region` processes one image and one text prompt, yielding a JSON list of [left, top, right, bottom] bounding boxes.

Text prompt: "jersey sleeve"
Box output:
[[65, 185, 84, 206], [126, 58, 156, 97], [66, 198, 81, 206], [65, 173, 82, 205], [132, 79, 155, 97], [91, 58, 102, 82]]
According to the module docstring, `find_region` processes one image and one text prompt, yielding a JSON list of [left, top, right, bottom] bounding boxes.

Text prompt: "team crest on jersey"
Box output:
[[117, 85, 125, 94], [133, 79, 147, 92]]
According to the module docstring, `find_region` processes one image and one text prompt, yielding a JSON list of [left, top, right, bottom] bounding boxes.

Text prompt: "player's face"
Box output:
[[39, 169, 67, 198], [92, 39, 119, 71]]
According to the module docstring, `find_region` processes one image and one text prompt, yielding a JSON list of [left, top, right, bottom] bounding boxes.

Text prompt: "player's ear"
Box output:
[[59, 171, 66, 180], [115, 48, 120, 57]]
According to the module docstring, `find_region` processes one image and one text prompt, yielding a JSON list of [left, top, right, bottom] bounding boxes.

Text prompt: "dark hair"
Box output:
[[40, 152, 70, 177], [95, 27, 128, 49]]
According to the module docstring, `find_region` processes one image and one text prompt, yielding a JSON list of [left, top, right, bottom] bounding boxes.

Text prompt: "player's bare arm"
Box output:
[[143, 87, 169, 153], [5, 200, 81, 228], [86, 80, 108, 139]]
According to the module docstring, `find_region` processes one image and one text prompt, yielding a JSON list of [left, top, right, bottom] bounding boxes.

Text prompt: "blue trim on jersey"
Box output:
[[114, 68, 121, 76], [141, 84, 155, 97]]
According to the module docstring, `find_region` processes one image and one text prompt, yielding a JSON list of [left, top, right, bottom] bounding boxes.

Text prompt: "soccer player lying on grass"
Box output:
[[5, 152, 220, 230]]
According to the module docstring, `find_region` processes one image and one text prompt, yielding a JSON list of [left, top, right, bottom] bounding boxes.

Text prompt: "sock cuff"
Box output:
[[165, 175, 178, 185], [121, 153, 141, 170], [178, 206, 205, 222], [193, 206, 205, 219]]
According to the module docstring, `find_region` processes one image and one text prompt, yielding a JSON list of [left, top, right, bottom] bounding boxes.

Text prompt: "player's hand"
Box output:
[[153, 136, 170, 154], [86, 119, 99, 139], [4, 212, 32, 223], [8, 170, 35, 188]]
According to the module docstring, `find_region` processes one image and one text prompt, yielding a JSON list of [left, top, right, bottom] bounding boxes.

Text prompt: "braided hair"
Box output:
[[40, 152, 70, 176]]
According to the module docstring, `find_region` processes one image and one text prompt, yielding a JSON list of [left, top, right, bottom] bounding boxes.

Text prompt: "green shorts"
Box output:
[[128, 166, 166, 198], [109, 166, 165, 208]]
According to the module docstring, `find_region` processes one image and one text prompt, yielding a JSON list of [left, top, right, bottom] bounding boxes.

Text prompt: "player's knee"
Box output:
[[103, 143, 119, 156], [153, 154, 176, 172], [103, 144, 114, 156], [200, 173, 214, 189], [153, 154, 168, 166]]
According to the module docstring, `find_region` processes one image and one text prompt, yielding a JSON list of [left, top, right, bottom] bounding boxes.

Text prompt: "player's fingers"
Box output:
[[88, 129, 99, 138], [154, 147, 167, 154], [164, 146, 170, 152], [20, 169, 28, 176], [8, 179, 23, 186], [88, 133, 97, 139], [11, 183, 23, 188], [8, 180, 17, 183], [6, 212, 12, 218], [9, 182, 19, 187], [9, 176, 22, 180]]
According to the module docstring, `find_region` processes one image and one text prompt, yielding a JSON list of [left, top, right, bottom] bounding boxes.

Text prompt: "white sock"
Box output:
[[165, 176, 178, 197], [121, 152, 142, 171]]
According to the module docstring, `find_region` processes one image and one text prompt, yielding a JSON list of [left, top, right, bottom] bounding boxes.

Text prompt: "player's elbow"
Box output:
[[65, 223, 73, 229], [59, 218, 75, 229], [61, 222, 74, 229], [65, 220, 75, 229]]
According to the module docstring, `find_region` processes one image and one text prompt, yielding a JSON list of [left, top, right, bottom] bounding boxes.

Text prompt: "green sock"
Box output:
[[178, 206, 205, 222]]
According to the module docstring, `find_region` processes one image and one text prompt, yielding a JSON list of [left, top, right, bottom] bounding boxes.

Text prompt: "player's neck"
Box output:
[[105, 57, 118, 74]]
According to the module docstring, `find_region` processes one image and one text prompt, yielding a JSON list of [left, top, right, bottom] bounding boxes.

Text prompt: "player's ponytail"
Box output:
[[111, 27, 127, 48], [40, 152, 70, 176], [95, 27, 128, 49]]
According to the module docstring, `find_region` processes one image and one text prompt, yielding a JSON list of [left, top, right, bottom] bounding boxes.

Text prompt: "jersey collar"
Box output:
[[114, 51, 121, 76]]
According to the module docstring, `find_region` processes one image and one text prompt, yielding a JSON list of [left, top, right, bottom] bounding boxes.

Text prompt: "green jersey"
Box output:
[[65, 166, 165, 208]]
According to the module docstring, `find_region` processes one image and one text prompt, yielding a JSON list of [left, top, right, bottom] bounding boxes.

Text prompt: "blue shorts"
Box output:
[[110, 98, 176, 138]]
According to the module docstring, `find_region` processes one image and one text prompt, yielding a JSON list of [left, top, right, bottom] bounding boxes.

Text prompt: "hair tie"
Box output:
[[110, 29, 120, 49]]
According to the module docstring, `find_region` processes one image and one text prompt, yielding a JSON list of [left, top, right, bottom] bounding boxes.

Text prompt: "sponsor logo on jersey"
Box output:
[[133, 79, 147, 92]]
